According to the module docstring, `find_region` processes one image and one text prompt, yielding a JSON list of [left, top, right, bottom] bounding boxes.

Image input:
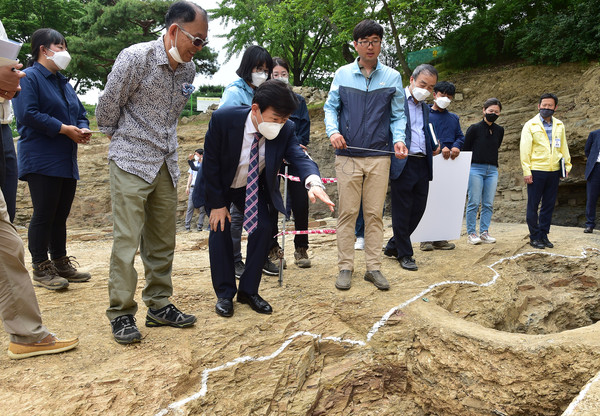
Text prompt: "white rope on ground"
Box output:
[[155, 247, 600, 416]]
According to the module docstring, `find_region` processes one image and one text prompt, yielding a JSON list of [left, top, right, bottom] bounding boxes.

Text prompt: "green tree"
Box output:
[[0, 0, 85, 63], [378, 0, 484, 78], [212, 0, 371, 88], [68, 0, 218, 92], [1, 0, 219, 93]]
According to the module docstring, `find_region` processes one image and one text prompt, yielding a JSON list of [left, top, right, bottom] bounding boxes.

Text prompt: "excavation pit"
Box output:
[[432, 251, 600, 334], [399, 250, 600, 416]]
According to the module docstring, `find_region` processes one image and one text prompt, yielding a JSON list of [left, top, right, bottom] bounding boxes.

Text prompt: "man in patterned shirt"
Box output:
[[96, 1, 208, 344]]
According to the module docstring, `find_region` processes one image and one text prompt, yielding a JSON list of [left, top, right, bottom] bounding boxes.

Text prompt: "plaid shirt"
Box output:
[[97, 38, 195, 186]]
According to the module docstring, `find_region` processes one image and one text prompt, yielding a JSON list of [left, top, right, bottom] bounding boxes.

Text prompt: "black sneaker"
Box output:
[[111, 314, 142, 344], [262, 258, 279, 275], [234, 260, 245, 278], [145, 304, 196, 328]]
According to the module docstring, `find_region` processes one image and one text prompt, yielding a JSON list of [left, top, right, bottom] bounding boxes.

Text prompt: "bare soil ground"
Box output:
[[1, 220, 600, 416]]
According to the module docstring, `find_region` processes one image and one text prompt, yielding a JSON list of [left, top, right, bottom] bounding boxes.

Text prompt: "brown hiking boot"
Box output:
[[294, 247, 311, 268], [8, 334, 79, 359], [268, 246, 286, 269], [52, 256, 91, 283], [32, 260, 69, 290]]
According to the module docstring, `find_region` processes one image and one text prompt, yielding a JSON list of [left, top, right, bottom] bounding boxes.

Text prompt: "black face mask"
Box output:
[[485, 112, 499, 123], [539, 108, 555, 119]]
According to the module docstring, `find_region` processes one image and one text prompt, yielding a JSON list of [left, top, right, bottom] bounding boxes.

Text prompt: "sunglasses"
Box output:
[[176, 24, 209, 47]]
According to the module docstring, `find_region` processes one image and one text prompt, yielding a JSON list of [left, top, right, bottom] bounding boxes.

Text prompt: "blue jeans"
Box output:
[[466, 163, 498, 235]]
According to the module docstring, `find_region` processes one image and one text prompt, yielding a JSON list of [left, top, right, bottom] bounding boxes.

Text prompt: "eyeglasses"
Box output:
[[357, 40, 381, 47], [176, 24, 209, 47]]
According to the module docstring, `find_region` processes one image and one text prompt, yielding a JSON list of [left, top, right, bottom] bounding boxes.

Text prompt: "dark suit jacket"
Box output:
[[192, 162, 205, 208], [585, 129, 600, 180], [390, 91, 436, 181], [203, 106, 320, 214]]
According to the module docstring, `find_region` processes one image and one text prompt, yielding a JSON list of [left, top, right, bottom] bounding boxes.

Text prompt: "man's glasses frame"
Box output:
[[356, 40, 381, 47], [177, 24, 209, 47]]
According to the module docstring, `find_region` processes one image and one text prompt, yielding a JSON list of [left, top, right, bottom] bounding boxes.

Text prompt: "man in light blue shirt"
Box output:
[[324, 19, 407, 291]]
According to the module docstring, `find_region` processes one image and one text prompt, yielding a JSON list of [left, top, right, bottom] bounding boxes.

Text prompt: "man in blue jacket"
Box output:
[[584, 129, 600, 233], [324, 19, 407, 292], [384, 64, 440, 271], [204, 80, 334, 318]]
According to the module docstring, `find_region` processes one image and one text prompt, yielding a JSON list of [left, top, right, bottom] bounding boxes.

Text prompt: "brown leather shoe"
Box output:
[[8, 334, 79, 360], [32, 260, 69, 290], [52, 256, 91, 282]]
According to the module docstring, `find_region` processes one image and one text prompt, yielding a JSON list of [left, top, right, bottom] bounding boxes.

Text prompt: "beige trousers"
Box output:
[[0, 191, 49, 343], [335, 155, 390, 271]]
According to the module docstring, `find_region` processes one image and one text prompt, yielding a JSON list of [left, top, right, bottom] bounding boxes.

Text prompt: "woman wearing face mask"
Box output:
[[218, 46, 279, 277], [463, 98, 504, 245], [219, 45, 273, 108], [271, 57, 312, 268], [12, 28, 92, 290]]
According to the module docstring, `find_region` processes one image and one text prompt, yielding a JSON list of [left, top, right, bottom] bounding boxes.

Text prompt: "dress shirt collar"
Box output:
[[156, 37, 171, 68], [245, 110, 258, 135], [405, 86, 418, 105], [539, 114, 553, 126], [32, 61, 65, 80]]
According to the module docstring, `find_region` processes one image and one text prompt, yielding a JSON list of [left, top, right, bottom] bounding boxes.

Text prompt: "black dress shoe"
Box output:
[[400, 256, 418, 271], [530, 239, 546, 249], [584, 227, 593, 234], [215, 298, 234, 317], [237, 291, 273, 314], [541, 236, 554, 248], [383, 246, 398, 258]]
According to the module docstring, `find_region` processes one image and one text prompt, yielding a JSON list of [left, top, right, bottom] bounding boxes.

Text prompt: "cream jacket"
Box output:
[[520, 114, 571, 176]]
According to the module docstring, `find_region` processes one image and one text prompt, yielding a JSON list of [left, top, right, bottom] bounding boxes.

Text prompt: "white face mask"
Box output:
[[168, 28, 186, 64], [255, 110, 284, 140], [46, 49, 71, 70], [434, 96, 452, 109], [275, 76, 289, 84], [194, 155, 200, 161], [412, 87, 430, 102], [251, 72, 268, 87]]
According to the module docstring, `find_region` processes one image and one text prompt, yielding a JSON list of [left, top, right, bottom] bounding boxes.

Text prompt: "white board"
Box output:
[[410, 151, 472, 242]]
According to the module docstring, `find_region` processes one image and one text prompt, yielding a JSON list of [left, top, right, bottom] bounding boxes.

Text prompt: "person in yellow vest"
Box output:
[[520, 93, 571, 249]]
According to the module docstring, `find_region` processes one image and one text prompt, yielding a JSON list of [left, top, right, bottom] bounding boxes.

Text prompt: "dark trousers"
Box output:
[[0, 124, 17, 222], [386, 157, 429, 258], [25, 173, 77, 264], [209, 184, 272, 299], [585, 163, 600, 229], [273, 165, 310, 249], [526, 170, 560, 241], [287, 177, 309, 249]]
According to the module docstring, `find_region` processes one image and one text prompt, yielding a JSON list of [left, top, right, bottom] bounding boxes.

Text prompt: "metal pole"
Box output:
[[278, 164, 289, 287]]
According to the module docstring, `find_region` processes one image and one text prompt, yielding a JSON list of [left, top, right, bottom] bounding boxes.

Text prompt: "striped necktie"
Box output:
[[243, 133, 261, 234]]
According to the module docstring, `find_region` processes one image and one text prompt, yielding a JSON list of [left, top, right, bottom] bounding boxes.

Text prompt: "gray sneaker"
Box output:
[[32, 260, 69, 290], [335, 270, 352, 290], [364, 270, 390, 290]]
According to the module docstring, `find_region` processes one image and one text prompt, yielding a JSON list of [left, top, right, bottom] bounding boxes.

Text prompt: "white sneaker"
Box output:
[[480, 231, 496, 244], [467, 233, 481, 245], [354, 237, 365, 250]]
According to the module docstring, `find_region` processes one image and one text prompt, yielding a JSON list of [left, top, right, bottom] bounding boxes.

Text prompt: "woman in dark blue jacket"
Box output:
[[13, 28, 92, 290]]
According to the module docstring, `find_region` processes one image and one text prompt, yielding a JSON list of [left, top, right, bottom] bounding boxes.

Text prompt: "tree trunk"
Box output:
[[381, 0, 412, 80]]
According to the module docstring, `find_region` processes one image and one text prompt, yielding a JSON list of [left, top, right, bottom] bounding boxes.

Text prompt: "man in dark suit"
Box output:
[[203, 80, 334, 317], [584, 129, 600, 233], [384, 64, 440, 271]]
